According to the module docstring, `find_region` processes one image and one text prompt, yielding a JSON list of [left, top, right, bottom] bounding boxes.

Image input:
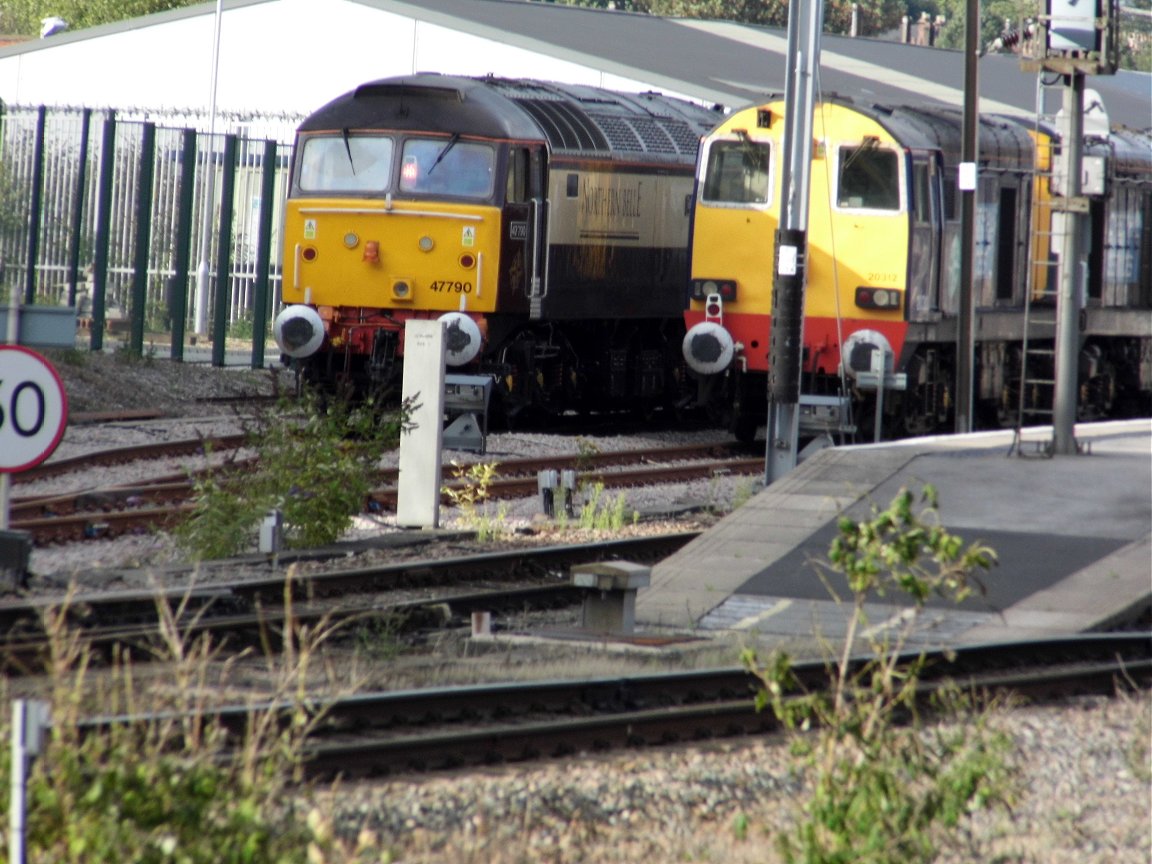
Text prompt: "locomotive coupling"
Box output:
[[273, 304, 325, 359]]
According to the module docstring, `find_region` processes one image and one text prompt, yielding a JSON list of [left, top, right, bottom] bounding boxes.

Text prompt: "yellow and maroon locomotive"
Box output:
[[274, 73, 720, 417]]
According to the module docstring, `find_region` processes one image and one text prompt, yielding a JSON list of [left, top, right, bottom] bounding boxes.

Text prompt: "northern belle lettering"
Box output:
[[579, 178, 642, 219]]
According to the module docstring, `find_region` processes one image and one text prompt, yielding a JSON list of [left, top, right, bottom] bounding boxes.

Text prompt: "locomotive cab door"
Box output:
[[527, 147, 549, 319], [501, 146, 548, 315], [908, 151, 943, 317]]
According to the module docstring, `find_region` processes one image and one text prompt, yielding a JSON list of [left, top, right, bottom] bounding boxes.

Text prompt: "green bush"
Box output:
[[177, 395, 405, 559]]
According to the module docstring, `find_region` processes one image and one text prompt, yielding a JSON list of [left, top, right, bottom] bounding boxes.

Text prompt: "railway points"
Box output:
[[636, 419, 1151, 648]]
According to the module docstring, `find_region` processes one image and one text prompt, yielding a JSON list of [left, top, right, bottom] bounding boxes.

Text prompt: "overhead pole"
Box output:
[[1020, 0, 1119, 453], [193, 0, 224, 339], [955, 0, 980, 434], [1050, 70, 1085, 455], [765, 0, 824, 484]]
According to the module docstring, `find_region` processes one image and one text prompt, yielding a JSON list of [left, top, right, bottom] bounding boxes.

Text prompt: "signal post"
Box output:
[[1021, 0, 1121, 455]]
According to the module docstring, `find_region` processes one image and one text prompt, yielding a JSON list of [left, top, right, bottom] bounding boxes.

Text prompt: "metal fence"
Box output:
[[0, 103, 301, 366]]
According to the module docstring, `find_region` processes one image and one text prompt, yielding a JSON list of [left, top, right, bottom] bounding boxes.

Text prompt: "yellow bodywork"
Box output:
[[691, 100, 909, 324], [281, 198, 503, 314]]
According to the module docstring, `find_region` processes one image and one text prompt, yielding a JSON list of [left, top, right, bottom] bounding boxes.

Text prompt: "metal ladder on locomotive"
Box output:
[[1011, 74, 1068, 456]]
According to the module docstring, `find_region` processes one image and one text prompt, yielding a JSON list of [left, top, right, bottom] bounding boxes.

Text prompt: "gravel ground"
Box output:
[[23, 349, 1152, 863], [27, 349, 754, 581], [315, 693, 1151, 864]]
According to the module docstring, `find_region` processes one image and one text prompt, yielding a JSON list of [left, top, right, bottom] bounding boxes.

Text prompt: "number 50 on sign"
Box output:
[[0, 346, 69, 473]]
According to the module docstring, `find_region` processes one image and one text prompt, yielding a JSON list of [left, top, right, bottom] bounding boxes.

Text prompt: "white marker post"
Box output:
[[9, 699, 50, 864], [396, 319, 446, 528]]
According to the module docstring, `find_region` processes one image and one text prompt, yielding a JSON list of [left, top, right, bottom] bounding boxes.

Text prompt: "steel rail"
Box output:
[[69, 634, 1151, 778], [13, 442, 757, 544], [0, 532, 700, 673]]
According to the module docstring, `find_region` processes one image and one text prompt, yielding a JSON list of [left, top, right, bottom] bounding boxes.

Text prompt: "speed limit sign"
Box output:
[[0, 346, 69, 473]]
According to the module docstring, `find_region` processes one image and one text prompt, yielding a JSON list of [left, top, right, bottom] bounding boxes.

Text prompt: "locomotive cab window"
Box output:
[[298, 134, 394, 193], [702, 139, 771, 205], [836, 143, 900, 211], [399, 138, 495, 200]]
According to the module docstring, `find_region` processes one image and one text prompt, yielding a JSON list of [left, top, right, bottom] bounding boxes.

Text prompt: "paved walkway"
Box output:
[[637, 420, 1151, 648]]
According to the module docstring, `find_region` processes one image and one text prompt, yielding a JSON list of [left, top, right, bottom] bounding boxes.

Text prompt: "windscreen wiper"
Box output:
[[427, 133, 459, 175], [342, 128, 356, 174]]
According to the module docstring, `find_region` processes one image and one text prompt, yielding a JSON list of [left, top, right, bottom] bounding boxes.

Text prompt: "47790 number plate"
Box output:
[[429, 281, 472, 294]]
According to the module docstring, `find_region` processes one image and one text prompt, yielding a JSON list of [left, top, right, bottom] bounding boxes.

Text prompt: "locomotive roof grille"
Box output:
[[516, 98, 610, 152], [619, 116, 679, 155], [593, 114, 645, 152]]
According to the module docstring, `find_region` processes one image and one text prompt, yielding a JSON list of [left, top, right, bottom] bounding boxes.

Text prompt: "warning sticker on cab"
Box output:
[[304, 219, 317, 240], [461, 226, 475, 248]]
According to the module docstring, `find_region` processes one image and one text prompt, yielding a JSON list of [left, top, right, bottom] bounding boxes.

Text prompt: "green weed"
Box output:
[[176, 393, 404, 559], [442, 460, 507, 541], [744, 485, 1016, 864]]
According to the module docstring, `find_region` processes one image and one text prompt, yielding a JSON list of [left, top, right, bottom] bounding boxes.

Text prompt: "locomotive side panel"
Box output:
[[542, 163, 695, 320]]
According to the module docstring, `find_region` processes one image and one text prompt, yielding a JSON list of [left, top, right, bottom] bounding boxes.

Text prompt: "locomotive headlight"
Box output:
[[459, 253, 476, 269], [273, 305, 325, 359], [343, 232, 359, 249], [855, 287, 901, 311], [418, 235, 434, 252], [391, 279, 413, 301], [682, 321, 735, 375], [438, 311, 483, 366], [691, 279, 737, 302], [841, 329, 894, 380]]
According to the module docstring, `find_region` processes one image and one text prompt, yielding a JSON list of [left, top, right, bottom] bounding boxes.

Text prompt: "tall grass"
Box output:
[[0, 571, 391, 863]]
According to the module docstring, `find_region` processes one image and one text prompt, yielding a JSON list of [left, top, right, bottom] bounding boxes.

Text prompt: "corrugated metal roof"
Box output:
[[0, 0, 1146, 128]]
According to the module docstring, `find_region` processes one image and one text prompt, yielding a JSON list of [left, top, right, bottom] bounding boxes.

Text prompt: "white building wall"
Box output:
[[0, 0, 689, 125]]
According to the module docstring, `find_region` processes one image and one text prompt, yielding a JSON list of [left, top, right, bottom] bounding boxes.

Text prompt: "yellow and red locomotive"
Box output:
[[273, 74, 721, 417], [682, 96, 1151, 441]]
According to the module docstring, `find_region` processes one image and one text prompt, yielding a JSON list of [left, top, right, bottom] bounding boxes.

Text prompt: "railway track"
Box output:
[[0, 532, 698, 674], [70, 633, 1151, 780], [12, 440, 760, 545]]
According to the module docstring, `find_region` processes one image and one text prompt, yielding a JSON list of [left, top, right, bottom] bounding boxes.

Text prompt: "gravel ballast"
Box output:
[[22, 350, 1152, 862]]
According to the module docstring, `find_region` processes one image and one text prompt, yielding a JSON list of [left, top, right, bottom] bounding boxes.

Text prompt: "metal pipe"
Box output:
[[955, 0, 980, 434], [1052, 72, 1085, 455], [194, 0, 224, 337], [765, 0, 824, 484]]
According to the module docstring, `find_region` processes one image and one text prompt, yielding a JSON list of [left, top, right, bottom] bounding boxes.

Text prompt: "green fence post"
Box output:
[[90, 111, 117, 353], [23, 106, 46, 304], [66, 108, 91, 308], [129, 122, 156, 354], [211, 134, 237, 367], [169, 128, 197, 361], [251, 139, 277, 369]]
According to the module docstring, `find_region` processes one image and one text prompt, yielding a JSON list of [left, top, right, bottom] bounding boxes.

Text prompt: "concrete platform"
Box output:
[[637, 420, 1151, 649]]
